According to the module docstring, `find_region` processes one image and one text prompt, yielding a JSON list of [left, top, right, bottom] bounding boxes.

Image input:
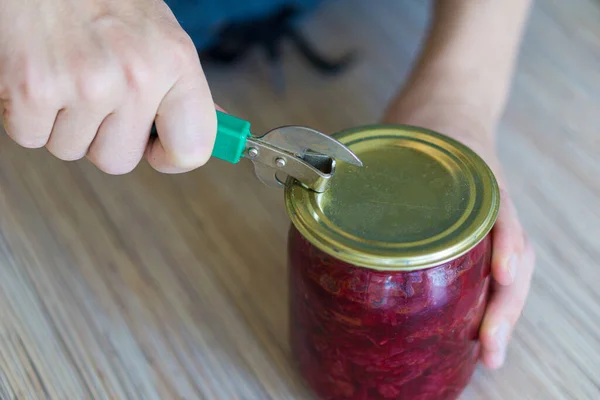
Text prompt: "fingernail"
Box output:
[[507, 254, 517, 282], [491, 320, 511, 367]]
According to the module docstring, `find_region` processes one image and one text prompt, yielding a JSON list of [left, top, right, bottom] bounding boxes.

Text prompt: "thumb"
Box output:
[[146, 73, 217, 174]]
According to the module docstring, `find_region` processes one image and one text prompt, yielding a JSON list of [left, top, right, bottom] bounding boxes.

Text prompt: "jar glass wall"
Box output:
[[289, 226, 492, 400], [284, 125, 499, 400]]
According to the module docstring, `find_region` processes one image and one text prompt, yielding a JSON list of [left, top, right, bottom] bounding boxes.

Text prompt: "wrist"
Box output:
[[383, 80, 497, 147], [382, 98, 504, 186]]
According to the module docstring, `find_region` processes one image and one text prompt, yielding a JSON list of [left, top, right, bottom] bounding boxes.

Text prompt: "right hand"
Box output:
[[383, 102, 536, 370], [0, 0, 217, 174]]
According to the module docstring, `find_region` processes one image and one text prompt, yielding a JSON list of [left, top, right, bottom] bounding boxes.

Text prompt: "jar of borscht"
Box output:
[[285, 125, 500, 400]]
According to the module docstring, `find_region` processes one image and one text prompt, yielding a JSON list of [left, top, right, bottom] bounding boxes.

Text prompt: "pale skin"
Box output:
[[384, 0, 536, 369], [0, 0, 534, 371]]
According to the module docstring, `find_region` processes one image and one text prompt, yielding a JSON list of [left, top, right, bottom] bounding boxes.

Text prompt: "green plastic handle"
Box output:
[[212, 110, 252, 164]]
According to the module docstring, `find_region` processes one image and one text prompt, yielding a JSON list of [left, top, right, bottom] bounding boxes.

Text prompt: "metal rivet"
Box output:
[[248, 148, 259, 158], [275, 157, 286, 168]]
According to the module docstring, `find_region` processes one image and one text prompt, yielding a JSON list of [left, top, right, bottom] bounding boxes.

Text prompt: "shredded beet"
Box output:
[[288, 226, 492, 400]]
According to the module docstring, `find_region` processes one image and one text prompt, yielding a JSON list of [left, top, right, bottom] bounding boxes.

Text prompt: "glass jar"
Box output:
[[285, 125, 500, 400]]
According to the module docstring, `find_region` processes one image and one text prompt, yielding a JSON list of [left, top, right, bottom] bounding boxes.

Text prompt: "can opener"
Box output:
[[152, 111, 362, 193]]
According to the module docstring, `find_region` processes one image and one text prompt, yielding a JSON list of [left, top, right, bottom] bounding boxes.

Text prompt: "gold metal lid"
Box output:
[[284, 124, 500, 271]]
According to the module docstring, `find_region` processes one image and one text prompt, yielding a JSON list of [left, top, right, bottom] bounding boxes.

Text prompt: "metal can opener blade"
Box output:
[[153, 111, 363, 193]]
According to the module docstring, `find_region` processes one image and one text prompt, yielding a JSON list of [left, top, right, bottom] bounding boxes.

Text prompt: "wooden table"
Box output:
[[0, 0, 598, 399]]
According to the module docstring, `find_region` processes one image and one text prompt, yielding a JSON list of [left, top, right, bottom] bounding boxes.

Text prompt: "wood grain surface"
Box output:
[[0, 0, 599, 399]]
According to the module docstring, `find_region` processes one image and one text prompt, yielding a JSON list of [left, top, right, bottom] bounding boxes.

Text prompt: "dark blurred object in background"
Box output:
[[166, 0, 354, 91]]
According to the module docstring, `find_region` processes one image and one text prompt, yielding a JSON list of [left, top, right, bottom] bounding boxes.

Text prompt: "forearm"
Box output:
[[385, 0, 533, 139]]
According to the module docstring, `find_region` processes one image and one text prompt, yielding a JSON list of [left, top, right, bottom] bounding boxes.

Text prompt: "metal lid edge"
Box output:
[[284, 124, 501, 271]]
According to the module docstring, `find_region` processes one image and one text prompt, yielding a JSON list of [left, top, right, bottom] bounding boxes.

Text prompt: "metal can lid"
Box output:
[[284, 124, 500, 271]]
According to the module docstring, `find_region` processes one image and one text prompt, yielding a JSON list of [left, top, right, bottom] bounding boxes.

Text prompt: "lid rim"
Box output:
[[284, 124, 500, 272]]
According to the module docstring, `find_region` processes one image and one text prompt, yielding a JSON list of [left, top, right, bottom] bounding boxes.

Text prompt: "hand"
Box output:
[[443, 129, 535, 370], [0, 0, 216, 174], [383, 106, 535, 369]]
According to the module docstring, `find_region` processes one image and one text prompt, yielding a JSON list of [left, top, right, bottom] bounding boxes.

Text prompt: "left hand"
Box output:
[[382, 105, 536, 369]]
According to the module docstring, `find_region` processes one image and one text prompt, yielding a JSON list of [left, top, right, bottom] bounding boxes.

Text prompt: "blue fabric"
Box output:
[[165, 0, 322, 49]]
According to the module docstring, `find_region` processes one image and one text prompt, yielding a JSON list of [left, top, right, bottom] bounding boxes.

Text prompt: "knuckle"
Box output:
[[76, 70, 113, 103], [1, 57, 58, 106], [123, 59, 152, 91], [168, 34, 199, 69], [17, 78, 58, 107]]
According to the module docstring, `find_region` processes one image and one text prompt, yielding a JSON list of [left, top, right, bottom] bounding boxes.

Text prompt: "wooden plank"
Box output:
[[0, 0, 598, 398]]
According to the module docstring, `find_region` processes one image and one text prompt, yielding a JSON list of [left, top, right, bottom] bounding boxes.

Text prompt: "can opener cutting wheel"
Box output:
[[152, 111, 362, 192]]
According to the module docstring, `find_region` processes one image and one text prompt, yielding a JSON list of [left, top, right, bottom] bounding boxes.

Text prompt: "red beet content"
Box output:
[[288, 226, 492, 400]]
